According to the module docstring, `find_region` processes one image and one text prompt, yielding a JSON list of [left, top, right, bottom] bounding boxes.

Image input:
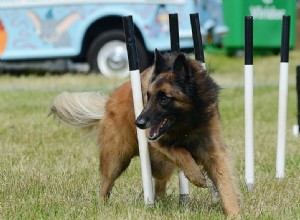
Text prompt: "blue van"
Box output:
[[0, 0, 226, 78]]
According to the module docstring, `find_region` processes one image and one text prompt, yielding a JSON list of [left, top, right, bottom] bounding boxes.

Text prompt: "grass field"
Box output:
[[1, 51, 300, 219]]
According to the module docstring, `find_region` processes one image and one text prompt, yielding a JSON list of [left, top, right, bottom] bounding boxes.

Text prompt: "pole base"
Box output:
[[246, 183, 254, 192], [293, 125, 299, 137], [179, 194, 189, 205], [276, 175, 284, 180], [208, 179, 219, 203]]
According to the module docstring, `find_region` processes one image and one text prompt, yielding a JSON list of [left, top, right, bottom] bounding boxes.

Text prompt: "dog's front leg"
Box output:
[[201, 144, 241, 219], [151, 144, 207, 188]]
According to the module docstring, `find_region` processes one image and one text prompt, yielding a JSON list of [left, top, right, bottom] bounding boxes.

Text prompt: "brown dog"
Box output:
[[51, 50, 240, 218]]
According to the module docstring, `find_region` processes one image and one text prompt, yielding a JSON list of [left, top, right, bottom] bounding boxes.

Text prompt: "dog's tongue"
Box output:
[[149, 125, 161, 140], [149, 120, 164, 140]]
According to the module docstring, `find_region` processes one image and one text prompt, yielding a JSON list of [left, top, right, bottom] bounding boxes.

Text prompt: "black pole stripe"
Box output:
[[122, 16, 139, 71], [169, 13, 180, 52], [297, 66, 300, 131], [281, 15, 290, 63], [244, 16, 253, 65], [190, 13, 205, 63]]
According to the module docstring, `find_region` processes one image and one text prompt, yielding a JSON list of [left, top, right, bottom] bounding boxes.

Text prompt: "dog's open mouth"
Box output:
[[148, 117, 174, 141]]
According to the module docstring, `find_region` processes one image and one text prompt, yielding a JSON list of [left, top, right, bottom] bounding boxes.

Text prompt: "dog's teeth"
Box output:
[[160, 119, 167, 128]]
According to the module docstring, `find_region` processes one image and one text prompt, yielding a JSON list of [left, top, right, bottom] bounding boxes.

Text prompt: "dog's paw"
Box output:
[[199, 178, 208, 188], [194, 176, 207, 188], [186, 173, 207, 188]]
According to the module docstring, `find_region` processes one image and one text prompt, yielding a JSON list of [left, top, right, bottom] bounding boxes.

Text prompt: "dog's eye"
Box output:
[[157, 91, 171, 104]]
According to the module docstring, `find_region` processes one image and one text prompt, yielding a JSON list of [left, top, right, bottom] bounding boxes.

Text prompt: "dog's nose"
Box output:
[[135, 117, 147, 129]]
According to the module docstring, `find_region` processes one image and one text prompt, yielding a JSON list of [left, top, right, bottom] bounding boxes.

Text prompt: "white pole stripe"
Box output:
[[276, 62, 289, 179], [245, 64, 254, 189]]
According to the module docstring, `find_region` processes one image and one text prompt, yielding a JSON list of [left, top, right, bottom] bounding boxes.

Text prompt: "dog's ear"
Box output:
[[173, 53, 191, 79], [154, 48, 165, 75]]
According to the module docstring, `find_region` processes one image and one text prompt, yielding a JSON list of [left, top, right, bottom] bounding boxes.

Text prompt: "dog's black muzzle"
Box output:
[[135, 116, 147, 129]]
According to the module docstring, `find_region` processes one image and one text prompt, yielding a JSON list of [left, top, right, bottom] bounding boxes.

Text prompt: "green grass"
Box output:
[[1, 50, 300, 219]]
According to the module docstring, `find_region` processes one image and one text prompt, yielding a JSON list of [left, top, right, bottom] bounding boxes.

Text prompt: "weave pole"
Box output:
[[297, 67, 300, 133], [190, 13, 222, 200], [190, 13, 205, 68], [122, 16, 154, 205], [244, 16, 254, 191], [169, 14, 180, 52], [169, 13, 190, 204], [276, 15, 291, 179], [293, 65, 300, 137]]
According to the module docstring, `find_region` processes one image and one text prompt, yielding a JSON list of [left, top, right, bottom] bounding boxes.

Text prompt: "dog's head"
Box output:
[[135, 49, 203, 141]]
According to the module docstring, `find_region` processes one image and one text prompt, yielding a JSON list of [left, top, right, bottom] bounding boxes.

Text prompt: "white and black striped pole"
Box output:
[[298, 67, 300, 133], [244, 16, 254, 191], [169, 14, 180, 52], [276, 15, 291, 179], [190, 13, 221, 200], [169, 13, 190, 204], [293, 66, 300, 137], [190, 13, 206, 68], [123, 16, 154, 205]]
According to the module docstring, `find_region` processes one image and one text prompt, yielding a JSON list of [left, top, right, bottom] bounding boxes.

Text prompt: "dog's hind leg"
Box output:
[[99, 139, 137, 201], [98, 120, 138, 201], [201, 143, 240, 218]]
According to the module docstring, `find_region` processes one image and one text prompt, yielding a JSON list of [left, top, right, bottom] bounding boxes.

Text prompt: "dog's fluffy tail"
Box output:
[[50, 91, 108, 130]]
